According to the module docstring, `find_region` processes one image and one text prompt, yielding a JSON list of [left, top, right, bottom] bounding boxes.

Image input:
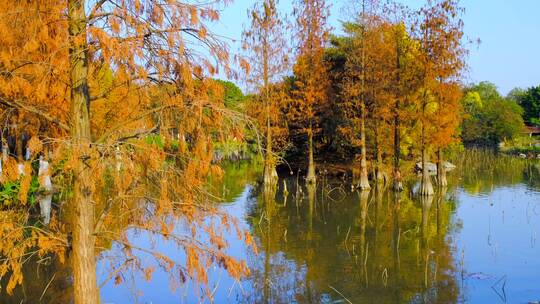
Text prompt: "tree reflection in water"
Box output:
[[0, 256, 72, 304], [2, 151, 540, 303], [244, 178, 460, 303]]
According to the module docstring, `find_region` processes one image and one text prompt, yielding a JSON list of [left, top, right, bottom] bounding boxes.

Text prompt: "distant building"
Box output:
[[523, 126, 540, 137]]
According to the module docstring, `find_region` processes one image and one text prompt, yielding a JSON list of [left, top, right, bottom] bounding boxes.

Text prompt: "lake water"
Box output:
[[3, 152, 540, 303]]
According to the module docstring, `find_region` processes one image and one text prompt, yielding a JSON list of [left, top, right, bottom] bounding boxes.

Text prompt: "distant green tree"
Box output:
[[508, 86, 540, 126], [215, 79, 246, 109], [506, 87, 526, 103], [461, 82, 524, 145], [470, 81, 502, 101]]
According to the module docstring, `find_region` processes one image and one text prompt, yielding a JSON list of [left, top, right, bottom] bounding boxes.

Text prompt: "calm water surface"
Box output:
[[3, 152, 540, 303]]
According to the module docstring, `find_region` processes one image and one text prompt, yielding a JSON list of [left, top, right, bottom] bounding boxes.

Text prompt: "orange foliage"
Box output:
[[0, 1, 252, 301], [414, 0, 466, 152], [287, 0, 331, 172]]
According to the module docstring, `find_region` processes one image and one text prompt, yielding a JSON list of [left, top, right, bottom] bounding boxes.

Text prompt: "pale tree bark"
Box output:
[[420, 138, 434, 196], [38, 156, 52, 225], [358, 101, 370, 190], [357, 0, 370, 191], [15, 123, 25, 177], [436, 148, 447, 188], [263, 128, 278, 193], [419, 92, 434, 196], [68, 1, 99, 303], [306, 124, 316, 185]]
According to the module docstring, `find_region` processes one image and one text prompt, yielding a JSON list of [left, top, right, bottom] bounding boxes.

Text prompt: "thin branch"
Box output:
[[88, 0, 109, 21], [0, 98, 69, 132], [96, 105, 173, 143]]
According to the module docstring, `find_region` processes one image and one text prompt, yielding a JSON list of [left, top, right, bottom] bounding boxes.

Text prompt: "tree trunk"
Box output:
[[263, 108, 277, 188], [374, 124, 384, 184], [1, 138, 7, 177], [420, 146, 434, 196], [392, 113, 402, 192], [38, 157, 52, 225], [436, 148, 447, 188], [358, 1, 370, 191], [420, 92, 433, 196], [68, 1, 99, 303], [15, 121, 23, 163], [393, 38, 403, 192], [2, 139, 7, 162], [15, 124, 25, 176], [262, 28, 277, 188], [306, 126, 316, 185], [358, 101, 370, 190]]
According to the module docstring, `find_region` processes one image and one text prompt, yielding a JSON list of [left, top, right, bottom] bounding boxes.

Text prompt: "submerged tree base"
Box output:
[[263, 164, 279, 188], [420, 176, 435, 196], [356, 176, 371, 191]]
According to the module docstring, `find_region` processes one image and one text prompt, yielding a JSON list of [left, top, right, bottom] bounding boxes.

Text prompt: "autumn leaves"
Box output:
[[0, 1, 248, 303], [0, 0, 467, 302], [244, 0, 465, 194]]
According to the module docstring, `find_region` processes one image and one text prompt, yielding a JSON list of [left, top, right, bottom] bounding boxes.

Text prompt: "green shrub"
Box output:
[[0, 176, 40, 208]]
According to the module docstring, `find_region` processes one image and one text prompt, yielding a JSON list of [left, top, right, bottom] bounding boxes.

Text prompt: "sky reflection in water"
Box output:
[[3, 154, 540, 303], [101, 156, 540, 303]]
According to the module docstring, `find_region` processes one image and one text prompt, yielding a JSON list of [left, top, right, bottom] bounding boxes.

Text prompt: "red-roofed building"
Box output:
[[524, 126, 540, 137]]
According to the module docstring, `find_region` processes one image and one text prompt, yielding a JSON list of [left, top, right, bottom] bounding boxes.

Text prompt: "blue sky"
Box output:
[[211, 0, 540, 95]]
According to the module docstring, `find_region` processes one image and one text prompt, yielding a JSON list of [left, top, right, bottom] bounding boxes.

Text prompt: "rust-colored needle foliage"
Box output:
[[414, 0, 466, 193], [290, 0, 331, 185], [0, 1, 255, 303], [242, 0, 290, 188]]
